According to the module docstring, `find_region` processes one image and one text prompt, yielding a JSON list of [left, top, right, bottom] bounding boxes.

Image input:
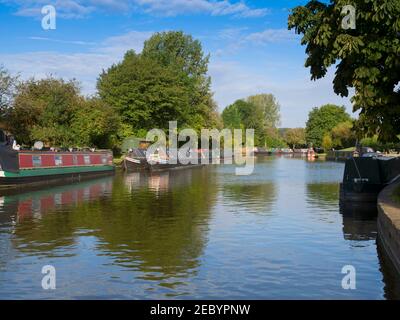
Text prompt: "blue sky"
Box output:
[[0, 0, 353, 127]]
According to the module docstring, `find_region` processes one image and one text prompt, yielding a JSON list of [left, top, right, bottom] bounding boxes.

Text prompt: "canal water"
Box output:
[[0, 156, 399, 299]]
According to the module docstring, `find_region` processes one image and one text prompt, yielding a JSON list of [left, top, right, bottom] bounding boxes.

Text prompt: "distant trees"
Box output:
[[288, 0, 400, 142], [222, 94, 284, 147], [305, 104, 351, 147], [284, 128, 306, 149]]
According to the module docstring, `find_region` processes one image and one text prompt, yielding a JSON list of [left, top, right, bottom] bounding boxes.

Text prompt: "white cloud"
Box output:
[[135, 0, 269, 17], [245, 29, 299, 44], [208, 60, 354, 127], [0, 30, 153, 97], [29, 36, 96, 46], [2, 0, 269, 18]]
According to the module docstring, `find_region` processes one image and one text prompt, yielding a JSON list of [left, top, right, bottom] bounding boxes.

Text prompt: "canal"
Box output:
[[0, 156, 399, 299]]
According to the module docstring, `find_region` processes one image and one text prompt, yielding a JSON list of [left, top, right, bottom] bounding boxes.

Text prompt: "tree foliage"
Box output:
[[284, 128, 306, 148], [305, 104, 351, 147], [246, 94, 281, 128], [222, 95, 284, 147], [288, 0, 400, 142], [71, 98, 120, 149], [8, 77, 119, 148], [98, 31, 219, 137], [330, 121, 356, 149], [0, 66, 18, 122], [9, 78, 82, 146]]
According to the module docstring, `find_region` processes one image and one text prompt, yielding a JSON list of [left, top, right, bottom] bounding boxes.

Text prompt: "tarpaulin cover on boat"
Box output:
[[0, 145, 19, 173]]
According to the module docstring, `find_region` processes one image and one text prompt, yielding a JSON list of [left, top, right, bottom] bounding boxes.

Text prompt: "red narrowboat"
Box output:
[[0, 130, 115, 187]]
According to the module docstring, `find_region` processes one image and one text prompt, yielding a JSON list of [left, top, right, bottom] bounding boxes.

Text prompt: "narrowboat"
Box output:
[[0, 131, 115, 187], [124, 147, 204, 172], [340, 156, 400, 203]]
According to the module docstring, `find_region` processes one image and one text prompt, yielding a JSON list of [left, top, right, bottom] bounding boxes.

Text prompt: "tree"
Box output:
[[0, 66, 17, 122], [98, 32, 218, 137], [8, 77, 119, 149], [330, 121, 356, 149], [322, 133, 333, 151], [222, 99, 265, 146], [222, 97, 284, 147], [305, 104, 351, 147], [9, 77, 82, 146], [142, 31, 218, 131], [284, 128, 306, 148], [288, 0, 400, 142], [71, 98, 120, 149], [246, 94, 281, 128], [98, 51, 192, 136], [264, 127, 287, 148]]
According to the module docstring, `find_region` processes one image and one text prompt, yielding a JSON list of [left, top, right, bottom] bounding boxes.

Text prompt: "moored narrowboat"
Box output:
[[340, 156, 400, 203], [0, 131, 115, 187]]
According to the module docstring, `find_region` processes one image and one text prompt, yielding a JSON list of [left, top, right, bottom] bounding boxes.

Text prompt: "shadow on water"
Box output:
[[339, 202, 378, 241], [339, 201, 400, 299], [377, 238, 400, 300]]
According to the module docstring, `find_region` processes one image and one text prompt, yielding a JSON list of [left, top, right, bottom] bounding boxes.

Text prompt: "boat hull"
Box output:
[[0, 165, 115, 188], [124, 157, 204, 172]]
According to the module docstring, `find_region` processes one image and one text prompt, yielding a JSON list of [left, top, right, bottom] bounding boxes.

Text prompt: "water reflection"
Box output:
[[1, 169, 217, 297], [340, 203, 377, 241], [98, 169, 217, 283], [1, 157, 400, 299], [306, 183, 340, 207]]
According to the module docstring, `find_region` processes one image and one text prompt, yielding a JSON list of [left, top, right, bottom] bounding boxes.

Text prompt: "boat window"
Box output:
[[55, 155, 63, 166], [102, 155, 107, 164], [73, 155, 78, 165], [84, 155, 91, 165], [32, 156, 42, 167]]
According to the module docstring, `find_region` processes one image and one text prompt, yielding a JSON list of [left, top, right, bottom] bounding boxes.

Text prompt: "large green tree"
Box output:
[[222, 99, 264, 146], [9, 78, 82, 146], [246, 94, 281, 128], [72, 98, 120, 149], [305, 104, 351, 147], [97, 31, 218, 136], [288, 0, 400, 142]]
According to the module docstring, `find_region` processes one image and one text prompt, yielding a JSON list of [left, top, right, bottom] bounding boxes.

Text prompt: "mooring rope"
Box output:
[[352, 156, 362, 180]]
